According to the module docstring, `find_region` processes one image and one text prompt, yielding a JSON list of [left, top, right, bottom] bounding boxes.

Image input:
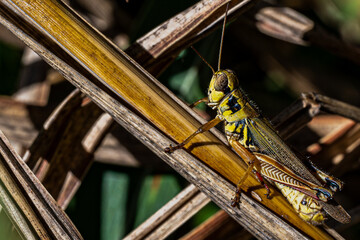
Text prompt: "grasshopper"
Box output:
[[165, 3, 350, 225]]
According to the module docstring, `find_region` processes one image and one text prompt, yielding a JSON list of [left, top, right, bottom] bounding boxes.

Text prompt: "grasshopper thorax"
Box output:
[[208, 69, 239, 107]]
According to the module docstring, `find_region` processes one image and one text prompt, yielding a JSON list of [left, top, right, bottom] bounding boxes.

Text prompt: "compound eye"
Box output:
[[214, 73, 228, 92]]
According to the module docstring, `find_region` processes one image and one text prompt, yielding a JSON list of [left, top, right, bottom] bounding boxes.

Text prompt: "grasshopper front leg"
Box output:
[[164, 116, 223, 153], [188, 96, 209, 108]]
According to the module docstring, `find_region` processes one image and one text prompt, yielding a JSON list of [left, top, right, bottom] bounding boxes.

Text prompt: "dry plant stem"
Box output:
[[272, 93, 360, 179], [25, 50, 313, 239], [255, 7, 314, 46], [0, 131, 82, 239], [271, 95, 315, 138], [126, 0, 258, 74], [272, 92, 360, 139], [180, 210, 253, 240], [124, 185, 210, 240], [125, 99, 347, 240], [24, 90, 83, 170], [21, 58, 313, 239], [307, 116, 355, 148], [0, 97, 352, 239], [169, 99, 358, 239], [323, 225, 346, 240], [314, 123, 360, 173], [311, 93, 360, 122], [42, 95, 103, 199], [0, 97, 38, 147], [180, 210, 228, 240], [23, 89, 109, 208], [0, 0, 336, 239], [0, 0, 256, 182], [150, 101, 358, 240], [180, 210, 231, 240], [0, 11, 324, 239], [20, 0, 256, 209], [252, 6, 360, 66]]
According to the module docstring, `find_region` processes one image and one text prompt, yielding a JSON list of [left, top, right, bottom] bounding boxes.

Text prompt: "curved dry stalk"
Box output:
[[0, 131, 82, 239], [124, 185, 210, 240], [2, 0, 257, 211]]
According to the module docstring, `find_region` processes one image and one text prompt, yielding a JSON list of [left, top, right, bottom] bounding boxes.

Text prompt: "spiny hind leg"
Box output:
[[229, 139, 264, 206], [231, 159, 256, 206], [254, 171, 271, 199], [307, 160, 343, 192], [232, 165, 271, 207]]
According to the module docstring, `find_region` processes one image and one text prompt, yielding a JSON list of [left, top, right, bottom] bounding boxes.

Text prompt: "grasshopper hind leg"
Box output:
[[229, 139, 264, 206], [305, 160, 343, 192], [231, 160, 257, 207], [254, 171, 271, 199], [231, 159, 271, 206]]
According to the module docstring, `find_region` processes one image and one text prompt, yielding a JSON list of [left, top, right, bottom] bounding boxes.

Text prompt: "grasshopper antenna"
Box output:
[[218, 2, 229, 71], [191, 46, 215, 74]]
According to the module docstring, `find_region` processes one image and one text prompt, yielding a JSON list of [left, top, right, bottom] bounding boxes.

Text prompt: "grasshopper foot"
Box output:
[[265, 191, 271, 199], [231, 188, 241, 207], [231, 198, 239, 207], [164, 145, 175, 153], [164, 144, 183, 153]]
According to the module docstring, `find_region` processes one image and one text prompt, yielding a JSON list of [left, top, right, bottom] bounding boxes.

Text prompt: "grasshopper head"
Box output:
[[208, 69, 239, 107]]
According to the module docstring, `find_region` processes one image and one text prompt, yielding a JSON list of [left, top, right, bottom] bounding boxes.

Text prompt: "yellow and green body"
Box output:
[[166, 69, 350, 225]]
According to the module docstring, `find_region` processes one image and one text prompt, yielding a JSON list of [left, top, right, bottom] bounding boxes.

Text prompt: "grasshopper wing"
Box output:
[[246, 117, 351, 223]]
